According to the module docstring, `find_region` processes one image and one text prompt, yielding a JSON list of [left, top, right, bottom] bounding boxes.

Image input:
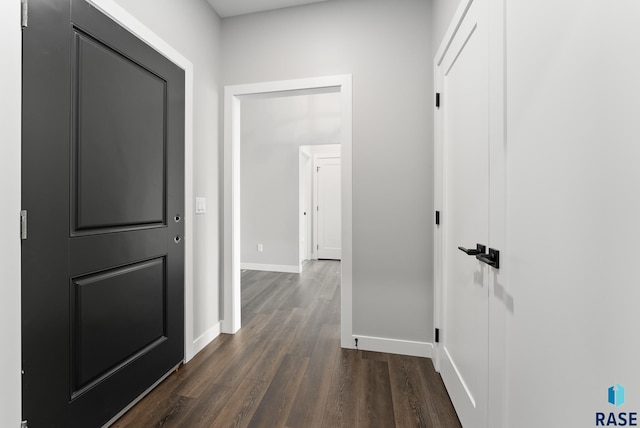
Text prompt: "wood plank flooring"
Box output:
[[113, 260, 461, 428]]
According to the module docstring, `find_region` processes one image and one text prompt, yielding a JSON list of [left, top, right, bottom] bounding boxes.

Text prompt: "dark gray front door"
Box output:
[[22, 0, 185, 426]]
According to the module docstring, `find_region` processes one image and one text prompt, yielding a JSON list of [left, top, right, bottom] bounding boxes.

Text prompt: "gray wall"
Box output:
[[223, 0, 434, 342], [241, 93, 341, 268], [111, 0, 223, 343]]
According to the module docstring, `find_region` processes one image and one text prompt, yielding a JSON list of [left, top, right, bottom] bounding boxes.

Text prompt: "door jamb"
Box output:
[[85, 0, 197, 361], [223, 75, 354, 348]]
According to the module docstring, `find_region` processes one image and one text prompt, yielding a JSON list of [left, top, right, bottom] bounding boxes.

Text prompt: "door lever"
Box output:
[[458, 244, 486, 256], [476, 248, 500, 269]]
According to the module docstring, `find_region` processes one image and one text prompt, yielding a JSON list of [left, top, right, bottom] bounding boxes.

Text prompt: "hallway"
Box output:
[[114, 261, 460, 427]]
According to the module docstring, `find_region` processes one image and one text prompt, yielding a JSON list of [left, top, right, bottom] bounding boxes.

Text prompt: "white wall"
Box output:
[[223, 0, 434, 344], [103, 0, 223, 353], [506, 1, 640, 426], [241, 93, 341, 270], [0, 1, 22, 425]]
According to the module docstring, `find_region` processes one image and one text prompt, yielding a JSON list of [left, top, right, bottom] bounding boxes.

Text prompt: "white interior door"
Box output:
[[315, 156, 341, 260], [437, 1, 490, 427], [299, 148, 311, 263]]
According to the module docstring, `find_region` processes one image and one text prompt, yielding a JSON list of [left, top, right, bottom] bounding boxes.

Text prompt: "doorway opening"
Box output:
[[223, 75, 353, 348], [310, 147, 342, 261], [300, 144, 342, 263], [238, 91, 341, 274]]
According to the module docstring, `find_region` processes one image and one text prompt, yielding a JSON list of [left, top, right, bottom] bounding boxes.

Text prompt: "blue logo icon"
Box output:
[[609, 384, 626, 408]]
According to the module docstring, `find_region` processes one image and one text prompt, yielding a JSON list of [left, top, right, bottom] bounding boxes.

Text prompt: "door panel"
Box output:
[[439, 0, 489, 427], [73, 30, 166, 231], [316, 157, 341, 260], [22, 0, 184, 426], [72, 258, 166, 394]]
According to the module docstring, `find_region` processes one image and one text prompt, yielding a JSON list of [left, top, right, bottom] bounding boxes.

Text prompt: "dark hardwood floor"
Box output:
[[113, 260, 461, 427]]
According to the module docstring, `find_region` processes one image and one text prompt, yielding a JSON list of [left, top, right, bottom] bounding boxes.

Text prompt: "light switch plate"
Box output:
[[195, 197, 206, 214]]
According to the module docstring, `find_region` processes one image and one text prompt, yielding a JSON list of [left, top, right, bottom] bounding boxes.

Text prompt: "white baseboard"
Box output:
[[351, 334, 433, 358], [186, 322, 221, 362], [240, 262, 301, 273]]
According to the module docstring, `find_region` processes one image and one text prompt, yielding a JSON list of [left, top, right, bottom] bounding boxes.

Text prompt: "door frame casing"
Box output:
[[223, 75, 353, 348], [433, 0, 507, 426], [81, 0, 198, 361], [2, 0, 22, 425]]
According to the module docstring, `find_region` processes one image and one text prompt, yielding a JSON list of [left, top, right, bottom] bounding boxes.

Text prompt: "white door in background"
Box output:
[[437, 0, 490, 427], [315, 156, 341, 260], [299, 148, 312, 263]]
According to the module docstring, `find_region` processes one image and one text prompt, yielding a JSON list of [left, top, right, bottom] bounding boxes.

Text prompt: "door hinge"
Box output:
[[20, 210, 27, 240], [21, 0, 28, 29], [435, 92, 441, 108], [435, 210, 440, 226], [435, 328, 440, 343], [316, 166, 320, 172], [317, 244, 319, 250], [21, 420, 28, 428]]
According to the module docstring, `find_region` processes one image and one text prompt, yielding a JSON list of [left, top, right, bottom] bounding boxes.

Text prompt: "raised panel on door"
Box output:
[[72, 30, 167, 232], [22, 0, 184, 426], [71, 258, 166, 396], [438, 0, 490, 427]]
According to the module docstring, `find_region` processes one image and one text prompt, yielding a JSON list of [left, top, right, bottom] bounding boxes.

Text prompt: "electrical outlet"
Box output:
[[257, 243, 263, 252]]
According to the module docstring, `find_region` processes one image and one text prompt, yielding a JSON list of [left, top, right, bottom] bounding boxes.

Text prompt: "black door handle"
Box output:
[[458, 244, 486, 256], [476, 248, 500, 269]]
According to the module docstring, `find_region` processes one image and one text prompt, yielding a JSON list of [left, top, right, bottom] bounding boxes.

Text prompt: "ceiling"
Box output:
[[207, 0, 330, 18]]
